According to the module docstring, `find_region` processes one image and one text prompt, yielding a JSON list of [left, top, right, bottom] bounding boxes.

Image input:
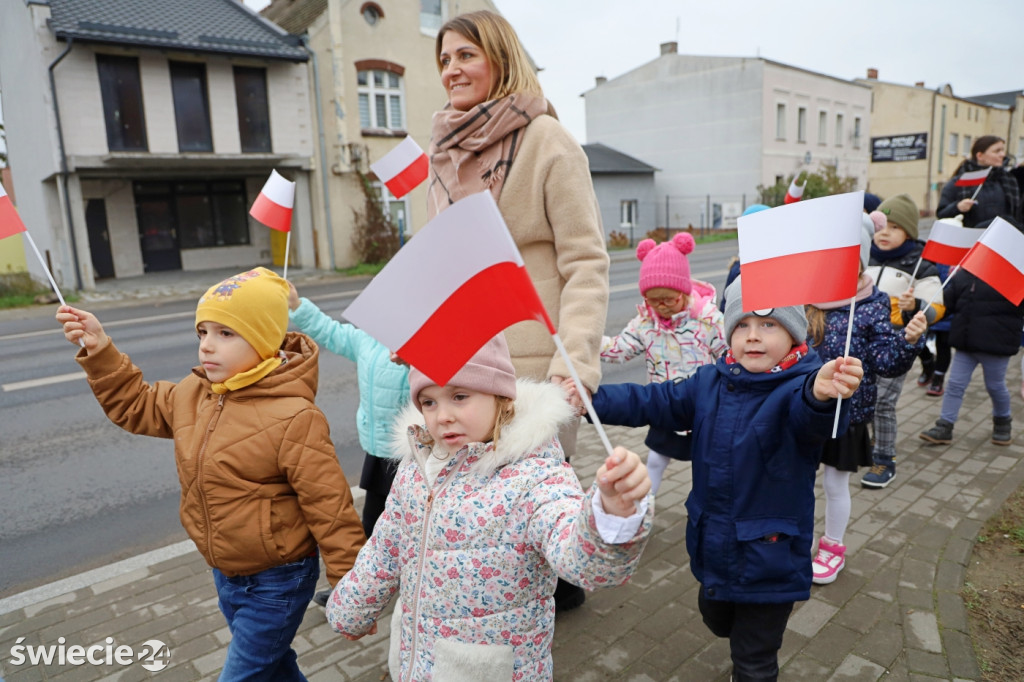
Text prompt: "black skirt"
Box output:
[[819, 422, 872, 472], [359, 453, 399, 497]]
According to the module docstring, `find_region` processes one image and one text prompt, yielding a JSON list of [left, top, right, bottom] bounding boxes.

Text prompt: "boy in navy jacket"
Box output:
[[581, 277, 863, 682]]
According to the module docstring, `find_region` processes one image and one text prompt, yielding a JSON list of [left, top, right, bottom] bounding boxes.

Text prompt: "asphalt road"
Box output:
[[0, 239, 735, 597]]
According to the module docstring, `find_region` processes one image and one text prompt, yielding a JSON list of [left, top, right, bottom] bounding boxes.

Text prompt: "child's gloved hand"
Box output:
[[56, 305, 109, 354], [596, 447, 650, 517], [904, 310, 928, 344], [813, 356, 863, 401]]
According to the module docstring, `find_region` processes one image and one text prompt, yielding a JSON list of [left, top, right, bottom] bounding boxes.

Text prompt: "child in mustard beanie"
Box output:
[[57, 267, 365, 679]]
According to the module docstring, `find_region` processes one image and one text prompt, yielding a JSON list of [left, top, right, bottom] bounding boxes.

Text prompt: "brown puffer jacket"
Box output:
[[76, 332, 365, 585]]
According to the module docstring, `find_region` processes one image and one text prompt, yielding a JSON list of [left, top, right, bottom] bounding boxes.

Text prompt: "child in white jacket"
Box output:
[[326, 334, 653, 681], [600, 233, 728, 492]]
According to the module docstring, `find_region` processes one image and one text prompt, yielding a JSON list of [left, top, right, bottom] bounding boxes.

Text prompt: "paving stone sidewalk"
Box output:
[[1, 358, 1022, 681]]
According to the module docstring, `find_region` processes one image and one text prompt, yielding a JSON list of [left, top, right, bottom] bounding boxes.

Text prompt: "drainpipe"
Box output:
[[47, 37, 82, 290], [301, 34, 336, 271]]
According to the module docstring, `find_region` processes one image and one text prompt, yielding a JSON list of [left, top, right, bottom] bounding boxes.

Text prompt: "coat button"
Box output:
[[731, 367, 741, 375], [727, 384, 735, 392]]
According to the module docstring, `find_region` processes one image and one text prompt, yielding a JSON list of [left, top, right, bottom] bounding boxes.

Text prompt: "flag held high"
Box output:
[[921, 218, 981, 266], [249, 170, 295, 232], [343, 191, 554, 387], [370, 136, 429, 199], [961, 217, 1024, 305], [738, 191, 864, 311]]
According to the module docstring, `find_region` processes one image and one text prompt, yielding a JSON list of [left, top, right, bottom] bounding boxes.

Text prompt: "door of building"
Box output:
[[85, 199, 115, 279], [135, 190, 182, 272]]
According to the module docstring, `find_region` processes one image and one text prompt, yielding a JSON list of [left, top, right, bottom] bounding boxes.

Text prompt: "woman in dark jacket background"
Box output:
[[937, 136, 1021, 227], [919, 221, 1024, 447]]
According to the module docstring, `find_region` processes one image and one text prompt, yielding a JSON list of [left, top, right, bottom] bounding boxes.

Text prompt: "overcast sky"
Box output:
[[251, 0, 1022, 144]]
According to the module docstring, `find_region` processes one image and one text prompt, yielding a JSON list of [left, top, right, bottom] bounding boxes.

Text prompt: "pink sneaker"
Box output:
[[811, 537, 846, 585]]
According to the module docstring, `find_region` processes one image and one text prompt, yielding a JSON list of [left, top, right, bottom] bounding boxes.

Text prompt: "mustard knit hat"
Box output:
[[195, 267, 289, 360]]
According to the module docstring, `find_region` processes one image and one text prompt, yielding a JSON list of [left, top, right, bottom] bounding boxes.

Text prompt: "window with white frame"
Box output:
[[357, 69, 405, 131], [369, 181, 410, 237], [948, 133, 959, 155], [853, 117, 861, 148], [797, 107, 807, 143], [817, 111, 827, 144], [620, 200, 638, 227], [775, 103, 786, 140], [963, 135, 972, 156], [420, 0, 443, 33], [835, 113, 844, 146]]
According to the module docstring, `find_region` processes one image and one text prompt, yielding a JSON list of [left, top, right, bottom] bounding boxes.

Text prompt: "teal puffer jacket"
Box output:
[[290, 298, 410, 457]]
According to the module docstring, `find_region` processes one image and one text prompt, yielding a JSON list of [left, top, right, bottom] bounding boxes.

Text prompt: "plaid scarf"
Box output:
[[427, 94, 548, 218], [725, 342, 809, 374], [952, 160, 1021, 225]]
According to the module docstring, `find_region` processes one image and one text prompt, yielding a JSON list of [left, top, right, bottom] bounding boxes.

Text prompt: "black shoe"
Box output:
[[312, 588, 331, 607], [920, 419, 954, 445], [916, 357, 935, 386], [554, 578, 586, 612], [993, 416, 1012, 446]]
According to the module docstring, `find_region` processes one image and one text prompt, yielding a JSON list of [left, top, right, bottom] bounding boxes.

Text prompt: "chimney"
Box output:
[[660, 41, 678, 56], [595, 76, 607, 86], [915, 81, 925, 88], [866, 68, 878, 80]]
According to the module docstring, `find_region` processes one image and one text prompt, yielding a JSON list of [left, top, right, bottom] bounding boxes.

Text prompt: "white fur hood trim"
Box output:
[[389, 379, 577, 477]]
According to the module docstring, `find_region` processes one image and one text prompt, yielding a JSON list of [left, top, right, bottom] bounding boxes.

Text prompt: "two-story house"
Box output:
[[584, 42, 872, 229], [0, 0, 318, 290], [259, 0, 500, 269]]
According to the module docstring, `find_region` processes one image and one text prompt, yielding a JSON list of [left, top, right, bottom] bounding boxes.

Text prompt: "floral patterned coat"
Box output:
[[326, 380, 652, 681], [600, 279, 727, 459]]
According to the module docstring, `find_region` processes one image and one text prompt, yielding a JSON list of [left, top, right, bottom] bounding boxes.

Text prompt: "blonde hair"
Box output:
[[436, 10, 544, 103], [804, 305, 827, 347]]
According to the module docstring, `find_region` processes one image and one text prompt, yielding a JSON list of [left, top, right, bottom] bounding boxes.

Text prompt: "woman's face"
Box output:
[[439, 30, 494, 111], [976, 140, 1006, 168]]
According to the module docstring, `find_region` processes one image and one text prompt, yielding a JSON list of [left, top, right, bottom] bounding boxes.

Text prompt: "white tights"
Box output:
[[822, 465, 851, 544], [646, 450, 671, 495]]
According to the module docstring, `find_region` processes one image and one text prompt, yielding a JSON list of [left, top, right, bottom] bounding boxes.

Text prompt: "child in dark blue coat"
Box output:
[[581, 277, 864, 682]]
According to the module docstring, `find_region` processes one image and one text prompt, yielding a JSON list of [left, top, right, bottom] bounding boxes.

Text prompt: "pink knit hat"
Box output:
[[409, 334, 517, 410], [637, 233, 696, 295], [868, 210, 886, 234]]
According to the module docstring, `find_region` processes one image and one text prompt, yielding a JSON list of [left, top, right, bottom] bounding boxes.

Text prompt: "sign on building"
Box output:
[[871, 133, 928, 162]]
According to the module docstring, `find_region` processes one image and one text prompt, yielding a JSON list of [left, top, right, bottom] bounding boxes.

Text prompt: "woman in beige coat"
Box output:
[[428, 10, 610, 610]]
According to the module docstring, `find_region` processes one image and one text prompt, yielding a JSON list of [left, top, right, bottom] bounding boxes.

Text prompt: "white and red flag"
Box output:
[[0, 183, 28, 240], [960, 217, 1024, 304], [783, 175, 807, 204], [921, 219, 981, 266], [249, 170, 295, 232], [343, 191, 554, 386], [954, 167, 992, 187], [370, 136, 429, 199], [738, 191, 864, 310]]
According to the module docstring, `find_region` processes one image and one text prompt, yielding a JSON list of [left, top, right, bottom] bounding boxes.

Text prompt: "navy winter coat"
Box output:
[[808, 287, 923, 425], [945, 271, 1024, 356], [592, 350, 849, 603]]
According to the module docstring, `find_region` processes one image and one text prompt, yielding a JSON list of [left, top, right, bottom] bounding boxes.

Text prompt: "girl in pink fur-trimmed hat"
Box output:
[[600, 233, 729, 494]]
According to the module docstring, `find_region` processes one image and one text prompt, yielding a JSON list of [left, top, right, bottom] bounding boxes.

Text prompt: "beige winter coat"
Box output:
[[495, 116, 610, 392]]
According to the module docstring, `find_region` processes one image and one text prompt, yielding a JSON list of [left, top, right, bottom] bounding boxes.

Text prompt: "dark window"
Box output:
[[97, 54, 148, 151], [234, 66, 272, 153], [170, 61, 213, 152], [134, 180, 249, 249]]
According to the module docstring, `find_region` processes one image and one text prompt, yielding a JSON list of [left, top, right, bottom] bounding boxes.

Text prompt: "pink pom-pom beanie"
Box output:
[[636, 232, 696, 295]]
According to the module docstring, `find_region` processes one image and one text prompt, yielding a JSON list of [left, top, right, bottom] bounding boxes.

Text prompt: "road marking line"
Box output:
[[3, 371, 87, 392]]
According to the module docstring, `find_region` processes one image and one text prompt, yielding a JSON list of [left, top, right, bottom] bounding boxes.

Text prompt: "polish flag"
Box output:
[[954, 167, 992, 187], [738, 191, 863, 310], [961, 217, 1024, 304], [921, 219, 981, 266], [0, 183, 28, 240], [249, 170, 295, 232], [370, 136, 429, 199], [783, 175, 807, 204], [343, 192, 554, 386]]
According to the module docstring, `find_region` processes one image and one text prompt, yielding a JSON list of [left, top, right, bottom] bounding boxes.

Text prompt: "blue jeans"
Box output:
[[213, 553, 319, 682], [941, 350, 1011, 423]]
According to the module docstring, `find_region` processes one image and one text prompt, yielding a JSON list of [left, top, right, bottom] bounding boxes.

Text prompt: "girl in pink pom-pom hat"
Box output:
[[599, 232, 729, 493]]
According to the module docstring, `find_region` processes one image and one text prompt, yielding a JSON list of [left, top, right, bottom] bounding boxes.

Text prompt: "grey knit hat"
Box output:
[[722, 277, 808, 344], [877, 193, 920, 240]]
